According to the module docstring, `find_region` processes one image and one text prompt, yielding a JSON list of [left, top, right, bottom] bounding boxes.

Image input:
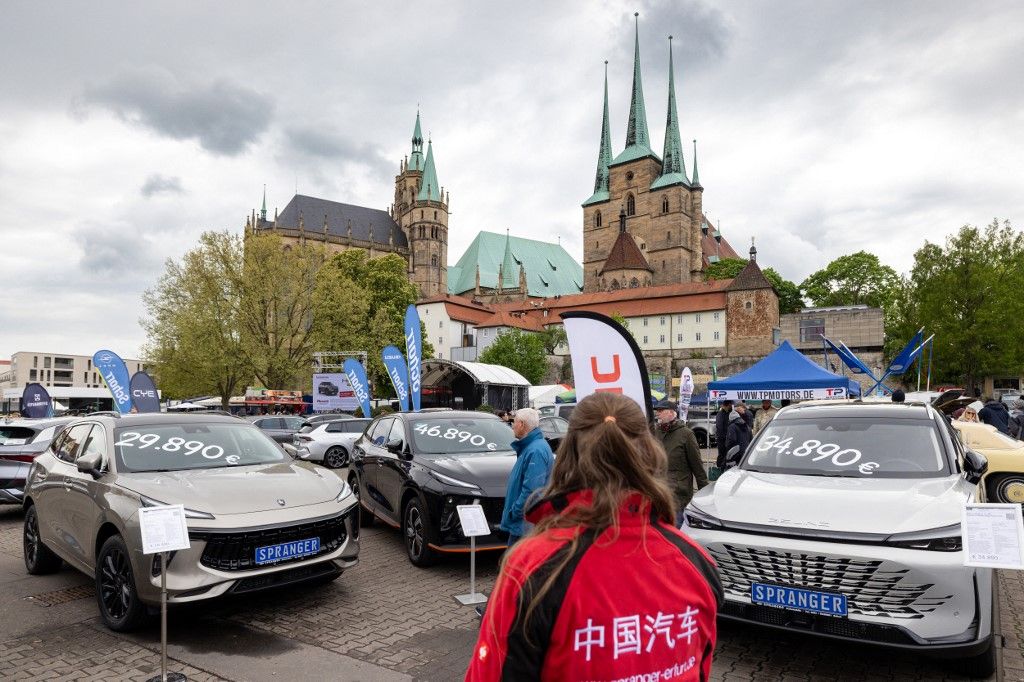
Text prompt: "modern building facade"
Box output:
[[780, 305, 886, 388], [0, 351, 147, 413]]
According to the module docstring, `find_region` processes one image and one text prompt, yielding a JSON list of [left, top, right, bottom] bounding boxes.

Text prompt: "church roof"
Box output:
[[700, 216, 740, 267], [474, 309, 546, 332], [268, 194, 407, 248], [448, 231, 583, 297], [600, 230, 653, 275], [727, 257, 774, 291]]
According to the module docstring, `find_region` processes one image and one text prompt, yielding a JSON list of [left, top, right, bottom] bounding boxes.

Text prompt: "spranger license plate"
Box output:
[[254, 537, 321, 565], [751, 582, 848, 617]]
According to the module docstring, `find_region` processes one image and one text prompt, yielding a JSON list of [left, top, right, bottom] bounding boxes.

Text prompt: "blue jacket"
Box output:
[[500, 428, 554, 536]]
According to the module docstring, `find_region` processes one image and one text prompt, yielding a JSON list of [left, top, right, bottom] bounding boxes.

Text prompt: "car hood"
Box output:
[[116, 460, 342, 515], [421, 451, 517, 497], [691, 469, 973, 536]]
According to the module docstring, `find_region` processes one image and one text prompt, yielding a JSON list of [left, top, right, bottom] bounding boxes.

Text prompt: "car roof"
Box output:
[[0, 417, 75, 429], [391, 410, 499, 421], [776, 400, 935, 421], [80, 413, 247, 427]]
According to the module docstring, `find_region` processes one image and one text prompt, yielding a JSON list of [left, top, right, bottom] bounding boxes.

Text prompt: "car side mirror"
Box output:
[[726, 445, 743, 465], [76, 451, 103, 479], [963, 449, 988, 484], [386, 439, 405, 455]]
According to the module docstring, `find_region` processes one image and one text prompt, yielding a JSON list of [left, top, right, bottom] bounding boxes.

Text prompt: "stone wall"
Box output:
[[726, 289, 779, 357]]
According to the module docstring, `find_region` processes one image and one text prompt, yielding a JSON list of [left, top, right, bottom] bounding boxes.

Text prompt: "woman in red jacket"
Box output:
[[466, 392, 723, 681]]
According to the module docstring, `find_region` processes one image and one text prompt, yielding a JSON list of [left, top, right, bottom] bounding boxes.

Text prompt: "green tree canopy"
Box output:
[[800, 251, 899, 309], [478, 329, 547, 385], [703, 257, 804, 313]]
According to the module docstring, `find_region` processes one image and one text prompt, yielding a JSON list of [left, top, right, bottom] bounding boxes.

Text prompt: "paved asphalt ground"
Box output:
[[2, 458, 1023, 681]]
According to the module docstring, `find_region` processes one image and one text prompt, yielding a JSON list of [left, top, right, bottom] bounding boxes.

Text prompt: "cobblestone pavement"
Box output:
[[1, 490, 1018, 681]]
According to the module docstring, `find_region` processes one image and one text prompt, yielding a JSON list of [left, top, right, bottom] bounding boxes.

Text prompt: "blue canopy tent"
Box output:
[[708, 341, 861, 401]]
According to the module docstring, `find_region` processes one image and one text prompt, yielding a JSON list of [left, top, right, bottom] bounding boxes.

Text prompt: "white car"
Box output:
[[683, 401, 995, 677], [290, 418, 372, 469]]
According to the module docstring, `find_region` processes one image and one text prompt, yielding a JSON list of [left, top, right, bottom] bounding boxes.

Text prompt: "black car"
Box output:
[[349, 411, 516, 566], [249, 415, 306, 444], [318, 381, 340, 396], [0, 418, 74, 504]]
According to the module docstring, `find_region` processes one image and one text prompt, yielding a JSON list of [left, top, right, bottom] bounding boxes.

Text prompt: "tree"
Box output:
[[479, 329, 547, 384], [539, 326, 567, 354], [704, 257, 804, 313], [800, 251, 899, 309], [142, 232, 250, 408]]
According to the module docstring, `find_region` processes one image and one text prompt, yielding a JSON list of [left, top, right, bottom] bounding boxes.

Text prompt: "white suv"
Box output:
[[684, 401, 994, 677]]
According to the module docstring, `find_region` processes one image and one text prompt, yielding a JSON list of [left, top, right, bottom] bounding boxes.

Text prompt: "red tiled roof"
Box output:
[[418, 294, 495, 324], [700, 216, 740, 266], [474, 309, 546, 332], [600, 230, 653, 275], [727, 259, 774, 291]]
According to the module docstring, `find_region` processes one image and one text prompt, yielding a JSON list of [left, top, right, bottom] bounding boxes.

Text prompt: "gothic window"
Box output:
[[595, 211, 602, 228], [662, 260, 666, 270], [667, 231, 672, 242], [431, 254, 438, 266], [626, 171, 634, 182], [662, 196, 669, 213], [596, 241, 599, 249], [434, 210, 438, 220], [626, 194, 636, 216], [419, 226, 425, 239], [420, 210, 424, 219], [610, 279, 620, 290], [630, 277, 639, 288]]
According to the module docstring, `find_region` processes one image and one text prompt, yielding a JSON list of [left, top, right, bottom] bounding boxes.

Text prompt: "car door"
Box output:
[[30, 428, 74, 550], [44, 423, 93, 562], [360, 418, 394, 517], [375, 419, 410, 522], [60, 424, 108, 568]]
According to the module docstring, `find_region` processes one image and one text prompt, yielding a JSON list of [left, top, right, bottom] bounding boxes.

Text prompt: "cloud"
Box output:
[[282, 125, 392, 174], [140, 173, 184, 197], [80, 66, 273, 155], [77, 221, 160, 277]]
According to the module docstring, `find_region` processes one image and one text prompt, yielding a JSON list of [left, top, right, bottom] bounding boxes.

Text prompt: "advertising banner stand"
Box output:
[[454, 502, 489, 605], [139, 505, 191, 682]]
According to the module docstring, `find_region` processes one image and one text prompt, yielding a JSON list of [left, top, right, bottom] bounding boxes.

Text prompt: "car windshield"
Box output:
[[742, 417, 949, 478], [408, 417, 514, 455], [114, 423, 287, 472]]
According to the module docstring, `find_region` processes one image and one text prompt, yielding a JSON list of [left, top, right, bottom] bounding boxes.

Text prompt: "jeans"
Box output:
[[507, 534, 521, 546]]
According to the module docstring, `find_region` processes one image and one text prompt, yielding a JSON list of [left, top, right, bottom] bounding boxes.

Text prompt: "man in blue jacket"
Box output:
[[500, 407, 554, 546]]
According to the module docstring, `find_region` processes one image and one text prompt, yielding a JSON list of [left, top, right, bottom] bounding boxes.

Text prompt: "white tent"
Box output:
[[530, 384, 570, 407], [167, 402, 205, 411]]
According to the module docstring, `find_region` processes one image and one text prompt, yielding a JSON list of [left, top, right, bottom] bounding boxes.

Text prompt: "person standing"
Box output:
[[499, 408, 554, 546], [466, 393, 722, 681], [737, 402, 754, 429], [753, 399, 778, 435], [714, 400, 733, 469], [1008, 400, 1024, 440], [724, 409, 752, 467], [652, 400, 709, 521], [979, 397, 1012, 435]]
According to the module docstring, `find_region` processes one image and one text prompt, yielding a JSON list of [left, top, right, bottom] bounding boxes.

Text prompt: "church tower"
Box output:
[[392, 111, 449, 297]]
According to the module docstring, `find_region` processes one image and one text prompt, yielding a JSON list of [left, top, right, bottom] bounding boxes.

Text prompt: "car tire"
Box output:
[[403, 497, 439, 568], [955, 638, 996, 678], [324, 446, 348, 469], [987, 473, 1024, 504], [95, 534, 148, 632], [23, 505, 63, 575], [350, 472, 373, 527]]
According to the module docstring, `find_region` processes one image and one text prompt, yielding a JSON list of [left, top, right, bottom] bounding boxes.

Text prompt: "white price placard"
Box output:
[[139, 504, 191, 555], [962, 503, 1024, 569], [456, 504, 490, 538]]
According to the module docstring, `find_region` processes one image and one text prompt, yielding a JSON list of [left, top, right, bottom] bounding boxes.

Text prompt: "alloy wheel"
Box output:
[[99, 548, 132, 621], [24, 510, 39, 565], [325, 447, 347, 469], [405, 504, 424, 560]]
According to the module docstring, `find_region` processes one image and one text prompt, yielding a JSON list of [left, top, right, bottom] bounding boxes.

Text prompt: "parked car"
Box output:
[[0, 417, 74, 504], [537, 403, 576, 421], [952, 420, 1024, 503], [684, 401, 995, 677], [538, 416, 567, 451], [22, 413, 359, 631], [303, 413, 356, 426], [349, 411, 515, 566], [249, 415, 306, 444], [292, 418, 372, 469]]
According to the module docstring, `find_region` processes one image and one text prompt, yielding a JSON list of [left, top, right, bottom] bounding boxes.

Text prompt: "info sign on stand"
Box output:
[[454, 502, 490, 605], [963, 503, 1024, 570], [138, 504, 191, 682]]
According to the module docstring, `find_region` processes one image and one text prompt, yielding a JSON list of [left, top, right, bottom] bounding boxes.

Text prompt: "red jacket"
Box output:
[[466, 490, 723, 682]]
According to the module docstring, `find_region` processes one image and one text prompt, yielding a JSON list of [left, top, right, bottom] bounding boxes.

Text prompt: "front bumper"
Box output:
[[0, 460, 29, 504], [687, 526, 994, 655], [426, 492, 509, 552]]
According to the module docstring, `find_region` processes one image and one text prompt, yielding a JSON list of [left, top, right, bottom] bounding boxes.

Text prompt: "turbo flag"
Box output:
[[343, 358, 373, 419], [562, 311, 653, 422], [404, 305, 422, 412], [93, 349, 133, 414], [382, 345, 410, 412], [129, 371, 160, 413], [21, 383, 53, 418], [885, 329, 924, 375]]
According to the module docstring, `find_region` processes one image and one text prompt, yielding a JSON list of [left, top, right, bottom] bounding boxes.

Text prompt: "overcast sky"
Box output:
[[1, 0, 1021, 360]]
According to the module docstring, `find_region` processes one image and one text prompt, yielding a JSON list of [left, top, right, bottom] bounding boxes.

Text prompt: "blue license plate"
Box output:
[[751, 583, 848, 617], [254, 537, 321, 565]]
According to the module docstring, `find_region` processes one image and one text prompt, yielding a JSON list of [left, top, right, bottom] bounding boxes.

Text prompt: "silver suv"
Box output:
[[22, 413, 359, 631]]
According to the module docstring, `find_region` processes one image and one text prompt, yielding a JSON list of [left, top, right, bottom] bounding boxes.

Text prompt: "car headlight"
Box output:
[[335, 480, 353, 502], [683, 506, 723, 531], [140, 495, 216, 520], [429, 470, 483, 493], [887, 524, 962, 551]]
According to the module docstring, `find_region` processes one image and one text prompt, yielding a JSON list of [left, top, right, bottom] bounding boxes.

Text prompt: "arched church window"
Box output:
[[610, 279, 620, 290], [630, 277, 639, 288], [419, 226, 425, 239], [420, 210, 424, 219], [667, 230, 672, 242], [434, 210, 438, 220], [626, 194, 635, 216], [431, 254, 438, 267], [595, 211, 602, 228], [662, 196, 669, 213]]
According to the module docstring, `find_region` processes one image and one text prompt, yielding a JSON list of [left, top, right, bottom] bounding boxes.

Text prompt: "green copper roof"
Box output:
[[652, 36, 689, 191], [583, 62, 614, 207], [499, 231, 518, 289], [408, 111, 424, 172], [691, 138, 701, 188], [612, 14, 656, 166], [417, 139, 441, 201], [448, 231, 584, 297]]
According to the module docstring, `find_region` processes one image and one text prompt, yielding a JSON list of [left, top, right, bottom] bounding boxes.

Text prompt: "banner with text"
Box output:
[[93, 349, 133, 414], [21, 383, 53, 418], [129, 371, 161, 413], [709, 386, 848, 401], [678, 367, 694, 422], [382, 346, 410, 412], [562, 311, 653, 422], [404, 305, 423, 412], [312, 372, 358, 412], [342, 360, 373, 418]]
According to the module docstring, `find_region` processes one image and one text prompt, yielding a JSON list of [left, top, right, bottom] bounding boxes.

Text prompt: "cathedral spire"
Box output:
[[417, 137, 441, 201], [652, 36, 689, 190], [583, 61, 613, 206], [500, 229, 518, 290], [409, 110, 425, 172], [260, 184, 267, 221], [691, 138, 702, 188], [612, 13, 657, 165]]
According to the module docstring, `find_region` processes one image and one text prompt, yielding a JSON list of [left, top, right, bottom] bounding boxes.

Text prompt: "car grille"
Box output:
[[190, 512, 350, 572], [709, 544, 952, 620], [719, 601, 918, 645]]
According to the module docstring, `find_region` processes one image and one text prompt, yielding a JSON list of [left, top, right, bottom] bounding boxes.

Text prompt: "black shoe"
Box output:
[[475, 605, 486, 619]]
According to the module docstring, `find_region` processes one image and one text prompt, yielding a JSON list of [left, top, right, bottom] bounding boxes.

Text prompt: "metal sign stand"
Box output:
[[138, 504, 190, 682], [145, 552, 186, 682], [454, 502, 489, 605]]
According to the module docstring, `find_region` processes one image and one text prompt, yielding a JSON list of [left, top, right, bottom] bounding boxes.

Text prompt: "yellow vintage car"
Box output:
[[952, 421, 1024, 503]]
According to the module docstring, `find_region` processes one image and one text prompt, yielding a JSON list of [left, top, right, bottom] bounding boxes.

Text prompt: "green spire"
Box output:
[[611, 13, 658, 166], [417, 137, 441, 201], [691, 139, 701, 188], [409, 110, 424, 172], [652, 36, 689, 190], [583, 61, 613, 206], [260, 184, 267, 221], [499, 229, 518, 289]]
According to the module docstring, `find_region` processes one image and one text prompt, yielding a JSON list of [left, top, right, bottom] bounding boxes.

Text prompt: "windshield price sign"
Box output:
[[755, 435, 880, 475], [115, 432, 240, 465], [413, 423, 498, 451], [963, 503, 1024, 569]]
